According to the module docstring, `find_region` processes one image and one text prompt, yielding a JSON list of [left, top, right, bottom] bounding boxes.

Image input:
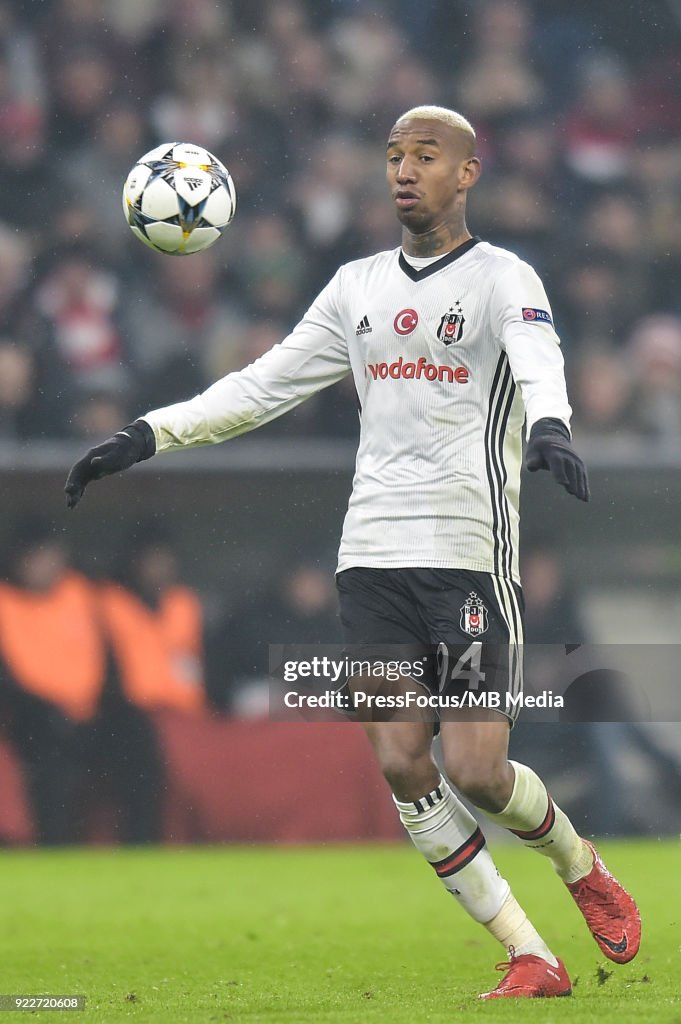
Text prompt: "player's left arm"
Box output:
[[490, 260, 590, 502]]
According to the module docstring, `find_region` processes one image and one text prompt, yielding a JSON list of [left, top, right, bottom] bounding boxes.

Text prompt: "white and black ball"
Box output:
[[122, 142, 236, 255]]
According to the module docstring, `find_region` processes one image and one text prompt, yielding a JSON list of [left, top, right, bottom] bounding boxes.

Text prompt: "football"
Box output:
[[122, 142, 237, 255]]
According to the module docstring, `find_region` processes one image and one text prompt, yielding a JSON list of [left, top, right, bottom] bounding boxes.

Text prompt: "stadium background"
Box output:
[[0, 0, 680, 845]]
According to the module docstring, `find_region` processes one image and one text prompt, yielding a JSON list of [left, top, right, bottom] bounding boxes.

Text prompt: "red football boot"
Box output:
[[566, 840, 641, 963], [479, 949, 572, 999]]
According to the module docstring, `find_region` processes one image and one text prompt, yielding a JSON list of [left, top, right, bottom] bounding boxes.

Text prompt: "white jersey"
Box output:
[[144, 239, 571, 583]]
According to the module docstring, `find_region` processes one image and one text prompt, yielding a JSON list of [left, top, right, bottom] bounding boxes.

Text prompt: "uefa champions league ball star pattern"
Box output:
[[122, 142, 236, 255]]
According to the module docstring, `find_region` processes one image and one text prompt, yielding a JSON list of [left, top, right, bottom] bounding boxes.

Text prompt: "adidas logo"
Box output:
[[356, 315, 372, 336]]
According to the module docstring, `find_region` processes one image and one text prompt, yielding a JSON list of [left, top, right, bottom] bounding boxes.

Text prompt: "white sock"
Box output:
[[484, 892, 559, 966], [394, 776, 508, 923], [484, 761, 593, 883], [395, 777, 556, 962]]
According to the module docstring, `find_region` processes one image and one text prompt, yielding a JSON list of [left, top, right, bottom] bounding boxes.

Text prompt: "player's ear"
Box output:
[[459, 156, 481, 190]]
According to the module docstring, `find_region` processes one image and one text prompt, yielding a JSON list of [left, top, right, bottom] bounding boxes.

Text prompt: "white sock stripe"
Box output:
[[395, 780, 446, 816], [419, 783, 444, 813]]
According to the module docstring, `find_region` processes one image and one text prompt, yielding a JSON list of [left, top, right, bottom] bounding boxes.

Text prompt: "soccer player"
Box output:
[[65, 106, 640, 998]]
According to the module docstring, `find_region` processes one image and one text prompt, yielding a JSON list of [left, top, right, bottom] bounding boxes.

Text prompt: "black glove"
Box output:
[[64, 419, 156, 509], [524, 417, 590, 502]]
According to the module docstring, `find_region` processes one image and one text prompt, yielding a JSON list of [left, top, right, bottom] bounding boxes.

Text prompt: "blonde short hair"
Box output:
[[395, 106, 476, 142]]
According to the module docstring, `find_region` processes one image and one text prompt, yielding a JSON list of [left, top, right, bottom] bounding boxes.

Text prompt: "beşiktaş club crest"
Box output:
[[437, 301, 465, 345], [460, 592, 489, 636]]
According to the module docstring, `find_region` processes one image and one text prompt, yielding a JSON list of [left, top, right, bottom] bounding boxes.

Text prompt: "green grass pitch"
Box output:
[[2, 840, 679, 1023]]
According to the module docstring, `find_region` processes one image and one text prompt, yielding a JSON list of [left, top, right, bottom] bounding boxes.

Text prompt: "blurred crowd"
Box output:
[[0, 516, 202, 842], [0, 0, 679, 446], [0, 512, 343, 842]]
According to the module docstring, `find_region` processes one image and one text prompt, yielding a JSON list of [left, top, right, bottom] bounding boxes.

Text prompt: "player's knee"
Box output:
[[445, 757, 510, 812], [378, 749, 434, 800]]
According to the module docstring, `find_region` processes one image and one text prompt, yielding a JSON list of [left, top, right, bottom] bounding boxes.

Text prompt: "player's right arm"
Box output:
[[65, 272, 350, 508]]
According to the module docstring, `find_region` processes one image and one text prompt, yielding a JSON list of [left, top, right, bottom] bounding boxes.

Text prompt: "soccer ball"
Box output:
[[122, 142, 237, 255]]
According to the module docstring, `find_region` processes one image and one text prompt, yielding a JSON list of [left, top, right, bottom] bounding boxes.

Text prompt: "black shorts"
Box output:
[[336, 567, 524, 725]]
